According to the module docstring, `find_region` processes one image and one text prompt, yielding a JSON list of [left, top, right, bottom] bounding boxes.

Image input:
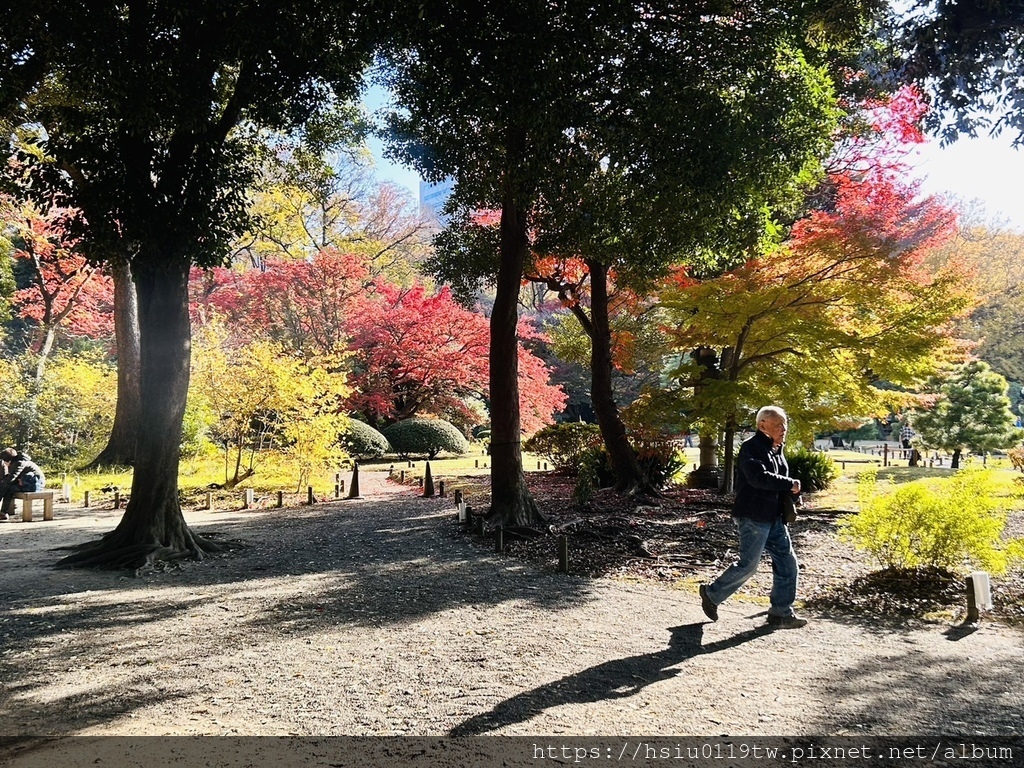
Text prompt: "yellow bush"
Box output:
[[840, 469, 1023, 574]]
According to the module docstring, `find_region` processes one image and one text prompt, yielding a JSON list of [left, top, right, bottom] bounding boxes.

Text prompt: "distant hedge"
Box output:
[[382, 418, 469, 458], [341, 419, 392, 459]]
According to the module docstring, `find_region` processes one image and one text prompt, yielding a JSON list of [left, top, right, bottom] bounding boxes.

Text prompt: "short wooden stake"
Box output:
[[277, 490, 284, 508], [113, 491, 121, 509], [475, 459, 479, 468], [966, 575, 980, 624], [83, 490, 91, 508], [347, 462, 361, 498], [454, 489, 464, 504], [206, 491, 214, 511], [438, 480, 446, 497], [334, 483, 341, 498], [558, 535, 569, 573], [307, 486, 315, 505], [244, 488, 254, 509], [423, 461, 435, 497], [494, 527, 504, 553]]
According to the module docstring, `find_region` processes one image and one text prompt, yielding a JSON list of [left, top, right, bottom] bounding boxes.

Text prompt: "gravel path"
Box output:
[[1, 471, 1022, 742]]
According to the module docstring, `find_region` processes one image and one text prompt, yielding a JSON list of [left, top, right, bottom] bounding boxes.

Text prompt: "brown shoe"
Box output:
[[766, 614, 808, 629], [699, 584, 718, 621]]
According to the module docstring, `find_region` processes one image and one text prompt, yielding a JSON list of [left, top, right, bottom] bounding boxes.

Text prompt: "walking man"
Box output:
[[699, 405, 806, 629], [899, 421, 915, 449]]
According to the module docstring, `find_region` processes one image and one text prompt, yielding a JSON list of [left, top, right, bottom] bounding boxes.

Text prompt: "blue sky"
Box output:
[[911, 133, 1024, 229]]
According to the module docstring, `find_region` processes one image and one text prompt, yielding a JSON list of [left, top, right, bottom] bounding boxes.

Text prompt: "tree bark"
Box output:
[[88, 261, 141, 467], [721, 421, 738, 494], [586, 259, 645, 494], [487, 159, 543, 529], [58, 259, 223, 571]]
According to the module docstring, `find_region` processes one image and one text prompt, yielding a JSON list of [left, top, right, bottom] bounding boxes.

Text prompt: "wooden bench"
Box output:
[[15, 490, 55, 522]]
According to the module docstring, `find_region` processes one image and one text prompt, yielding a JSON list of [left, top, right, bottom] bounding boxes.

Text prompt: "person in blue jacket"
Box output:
[[0, 447, 46, 521], [699, 406, 806, 629]]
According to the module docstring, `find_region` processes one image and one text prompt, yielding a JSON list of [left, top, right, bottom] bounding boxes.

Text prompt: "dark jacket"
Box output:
[[2, 452, 45, 493], [732, 429, 793, 523]]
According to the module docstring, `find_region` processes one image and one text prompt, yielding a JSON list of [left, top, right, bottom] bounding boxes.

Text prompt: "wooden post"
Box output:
[[307, 486, 315, 505], [966, 575, 980, 624], [334, 483, 341, 498], [475, 459, 479, 468], [438, 480, 446, 497], [83, 490, 91, 508], [400, 470, 406, 483], [423, 461, 435, 497], [113, 491, 121, 509], [206, 491, 214, 511], [494, 527, 504, 553], [244, 488, 254, 509], [454, 489, 464, 504], [347, 462, 361, 499], [558, 535, 569, 573], [277, 490, 284, 508], [883, 443, 888, 467]]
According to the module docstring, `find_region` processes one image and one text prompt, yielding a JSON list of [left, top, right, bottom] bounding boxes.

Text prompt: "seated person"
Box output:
[[0, 447, 46, 520]]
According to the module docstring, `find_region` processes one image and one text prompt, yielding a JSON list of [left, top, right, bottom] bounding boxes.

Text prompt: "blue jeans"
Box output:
[[705, 516, 799, 618]]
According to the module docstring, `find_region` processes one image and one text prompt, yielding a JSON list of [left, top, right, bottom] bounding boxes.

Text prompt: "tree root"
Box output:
[[54, 528, 242, 573]]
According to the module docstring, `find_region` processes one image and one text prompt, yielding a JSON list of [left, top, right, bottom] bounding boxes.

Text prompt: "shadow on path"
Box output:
[[449, 621, 771, 736]]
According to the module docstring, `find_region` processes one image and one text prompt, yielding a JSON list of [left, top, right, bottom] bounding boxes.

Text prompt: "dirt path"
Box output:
[[1, 472, 1022, 742]]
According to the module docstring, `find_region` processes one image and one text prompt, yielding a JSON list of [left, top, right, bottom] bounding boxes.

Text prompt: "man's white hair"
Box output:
[[756, 405, 788, 427]]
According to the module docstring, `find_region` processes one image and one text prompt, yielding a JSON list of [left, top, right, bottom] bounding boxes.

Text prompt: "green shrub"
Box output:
[[785, 446, 839, 492], [341, 419, 392, 459], [635, 436, 686, 489], [382, 418, 469, 459], [573, 446, 614, 507], [524, 422, 603, 472], [840, 469, 1023, 574]]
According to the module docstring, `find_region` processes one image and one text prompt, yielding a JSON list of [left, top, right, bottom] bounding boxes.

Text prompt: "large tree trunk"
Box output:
[[88, 261, 141, 467], [586, 259, 645, 494], [487, 165, 543, 529], [58, 260, 223, 571]]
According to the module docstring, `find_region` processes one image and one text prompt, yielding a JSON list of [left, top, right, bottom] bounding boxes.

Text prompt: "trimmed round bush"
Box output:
[[524, 422, 603, 472], [382, 418, 469, 458], [341, 419, 392, 459]]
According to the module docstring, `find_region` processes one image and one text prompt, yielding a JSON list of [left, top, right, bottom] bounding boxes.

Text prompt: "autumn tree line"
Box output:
[[2, 1, 1024, 570]]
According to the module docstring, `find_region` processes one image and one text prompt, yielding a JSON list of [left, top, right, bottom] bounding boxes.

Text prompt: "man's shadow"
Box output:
[[449, 621, 770, 736]]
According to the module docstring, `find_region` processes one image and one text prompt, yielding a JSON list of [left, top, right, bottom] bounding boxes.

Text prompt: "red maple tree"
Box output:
[[2, 201, 114, 380]]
